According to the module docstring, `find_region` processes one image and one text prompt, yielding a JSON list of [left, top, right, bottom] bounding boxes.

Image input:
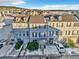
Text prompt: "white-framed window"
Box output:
[[32, 32, 37, 37]]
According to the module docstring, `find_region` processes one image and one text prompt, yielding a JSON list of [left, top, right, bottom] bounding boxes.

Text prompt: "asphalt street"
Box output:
[[1, 55, 79, 59]]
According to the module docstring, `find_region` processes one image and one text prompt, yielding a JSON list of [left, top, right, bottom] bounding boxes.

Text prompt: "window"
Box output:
[[23, 33, 25, 36], [49, 31, 53, 36], [32, 32, 37, 37], [44, 25, 47, 28], [68, 31, 71, 35], [56, 31, 59, 35], [66, 23, 71, 27], [19, 33, 21, 36], [61, 23, 63, 27], [65, 31, 67, 35], [56, 23, 58, 27], [39, 32, 41, 37], [65, 31, 71, 35], [23, 31, 25, 36], [52, 31, 54, 35], [44, 32, 46, 37], [39, 25, 41, 28], [26, 31, 29, 36], [35, 32, 37, 37], [72, 31, 74, 35], [49, 31, 51, 36], [32, 32, 34, 37], [52, 23, 54, 27]]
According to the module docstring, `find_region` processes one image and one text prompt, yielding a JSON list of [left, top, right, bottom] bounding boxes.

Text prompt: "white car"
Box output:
[[55, 43, 65, 53]]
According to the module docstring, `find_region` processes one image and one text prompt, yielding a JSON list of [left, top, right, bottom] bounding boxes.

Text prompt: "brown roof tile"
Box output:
[[30, 16, 44, 23], [52, 14, 77, 22], [61, 14, 77, 22]]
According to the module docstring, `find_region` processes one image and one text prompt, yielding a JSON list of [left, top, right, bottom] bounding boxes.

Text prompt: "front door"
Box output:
[[49, 38, 54, 44]]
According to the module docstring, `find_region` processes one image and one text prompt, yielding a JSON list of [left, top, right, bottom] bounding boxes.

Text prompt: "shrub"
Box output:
[[64, 43, 69, 48], [15, 40, 23, 50], [68, 39, 75, 48], [15, 42, 21, 49], [27, 40, 39, 51]]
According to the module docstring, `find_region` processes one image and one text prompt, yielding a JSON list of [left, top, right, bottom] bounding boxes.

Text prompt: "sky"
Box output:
[[0, 0, 79, 10]]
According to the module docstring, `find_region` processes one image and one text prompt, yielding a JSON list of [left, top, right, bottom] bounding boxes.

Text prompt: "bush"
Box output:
[[15, 40, 23, 50], [27, 40, 39, 51], [15, 42, 21, 49], [64, 43, 69, 48], [68, 39, 75, 48]]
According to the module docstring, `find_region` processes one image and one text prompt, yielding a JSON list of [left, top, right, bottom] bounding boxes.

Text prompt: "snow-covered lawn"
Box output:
[[25, 45, 60, 56], [26, 49, 42, 55]]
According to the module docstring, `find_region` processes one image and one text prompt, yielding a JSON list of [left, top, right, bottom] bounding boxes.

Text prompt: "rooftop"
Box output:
[[48, 14, 78, 22], [60, 14, 77, 22], [13, 15, 29, 23], [29, 15, 44, 23]]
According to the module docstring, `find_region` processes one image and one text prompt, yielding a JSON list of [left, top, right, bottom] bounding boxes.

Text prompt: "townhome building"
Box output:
[[45, 14, 79, 43], [12, 15, 60, 44]]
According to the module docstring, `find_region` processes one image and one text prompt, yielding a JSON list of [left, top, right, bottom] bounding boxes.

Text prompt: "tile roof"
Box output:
[[13, 15, 29, 23], [29, 15, 44, 23], [60, 14, 77, 22], [51, 14, 77, 22]]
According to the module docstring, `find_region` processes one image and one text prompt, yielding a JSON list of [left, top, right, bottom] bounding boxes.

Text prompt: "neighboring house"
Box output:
[[45, 14, 79, 43]]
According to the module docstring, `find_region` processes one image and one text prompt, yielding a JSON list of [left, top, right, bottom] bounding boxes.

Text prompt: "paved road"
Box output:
[[0, 56, 60, 59], [1, 55, 79, 59], [60, 55, 79, 59]]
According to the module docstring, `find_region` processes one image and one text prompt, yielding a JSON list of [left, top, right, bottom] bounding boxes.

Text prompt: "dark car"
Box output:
[[0, 44, 3, 49]]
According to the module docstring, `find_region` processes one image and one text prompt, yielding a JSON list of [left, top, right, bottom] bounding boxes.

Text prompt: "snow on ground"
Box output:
[[20, 50, 25, 56], [9, 48, 21, 57], [0, 45, 13, 57], [26, 49, 42, 55], [0, 25, 12, 41], [66, 48, 79, 55], [9, 45, 23, 57], [44, 45, 60, 55], [26, 45, 60, 56]]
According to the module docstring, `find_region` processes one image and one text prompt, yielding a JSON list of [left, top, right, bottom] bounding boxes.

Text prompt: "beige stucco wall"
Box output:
[[30, 23, 46, 28], [48, 22, 79, 42], [12, 23, 28, 29]]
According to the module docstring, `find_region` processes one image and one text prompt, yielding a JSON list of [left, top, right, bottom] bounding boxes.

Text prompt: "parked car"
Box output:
[[58, 44, 65, 53], [9, 42, 14, 45], [54, 42, 65, 53], [0, 44, 3, 49]]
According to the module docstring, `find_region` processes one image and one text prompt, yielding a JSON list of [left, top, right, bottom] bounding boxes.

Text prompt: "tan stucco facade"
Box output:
[[12, 23, 28, 29], [48, 21, 79, 43]]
